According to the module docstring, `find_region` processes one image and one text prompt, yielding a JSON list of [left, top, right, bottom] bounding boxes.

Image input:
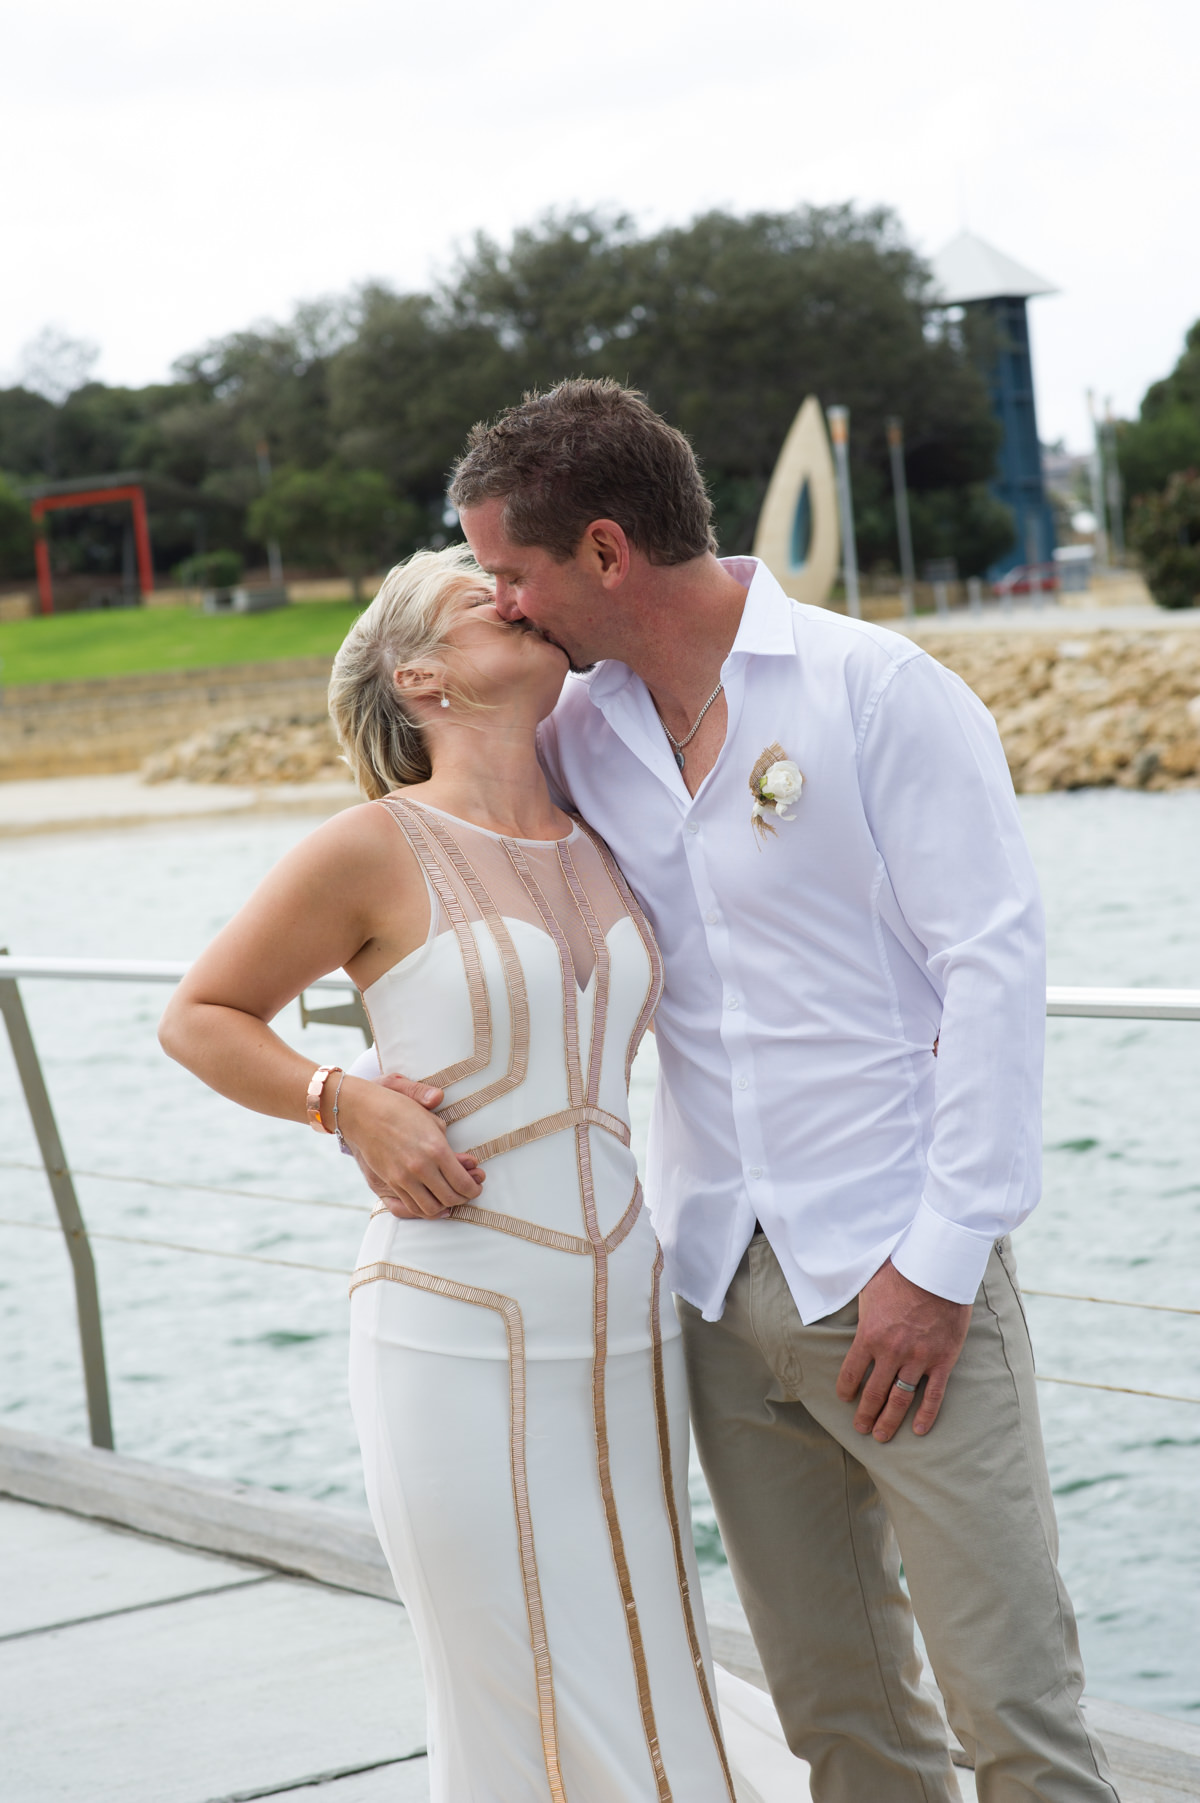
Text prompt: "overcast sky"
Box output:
[[3, 0, 1195, 452]]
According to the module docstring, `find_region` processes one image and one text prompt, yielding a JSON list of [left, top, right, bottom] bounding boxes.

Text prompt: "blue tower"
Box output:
[[931, 231, 1057, 578]]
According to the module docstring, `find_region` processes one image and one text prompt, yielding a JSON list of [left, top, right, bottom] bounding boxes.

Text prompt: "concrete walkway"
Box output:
[[0, 772, 358, 837], [0, 1492, 429, 1802], [5, 1426, 1200, 1801], [891, 601, 1200, 637]]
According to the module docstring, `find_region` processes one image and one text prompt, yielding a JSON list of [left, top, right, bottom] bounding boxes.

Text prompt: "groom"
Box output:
[[378, 380, 1119, 1802]]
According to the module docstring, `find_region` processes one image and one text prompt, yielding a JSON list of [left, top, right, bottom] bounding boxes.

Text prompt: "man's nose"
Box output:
[[493, 583, 525, 622]]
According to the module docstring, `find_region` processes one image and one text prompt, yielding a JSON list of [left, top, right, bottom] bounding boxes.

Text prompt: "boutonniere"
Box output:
[[749, 742, 804, 841]]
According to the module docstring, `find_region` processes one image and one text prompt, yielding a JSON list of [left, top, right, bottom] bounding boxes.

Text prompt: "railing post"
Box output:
[[0, 973, 114, 1449]]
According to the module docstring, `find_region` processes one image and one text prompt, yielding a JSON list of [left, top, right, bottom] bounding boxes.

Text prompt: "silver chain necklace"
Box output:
[[655, 680, 724, 769]]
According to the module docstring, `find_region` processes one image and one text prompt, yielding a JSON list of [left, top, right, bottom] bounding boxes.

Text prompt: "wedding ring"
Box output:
[[893, 1378, 918, 1394]]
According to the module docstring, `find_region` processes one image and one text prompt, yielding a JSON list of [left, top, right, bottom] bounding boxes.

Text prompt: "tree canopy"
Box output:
[[1118, 320, 1200, 505], [0, 204, 1006, 585]]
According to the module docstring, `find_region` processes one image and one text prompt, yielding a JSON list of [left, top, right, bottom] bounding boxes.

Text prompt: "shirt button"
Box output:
[[705, 911, 718, 925], [725, 997, 739, 1009], [748, 1166, 763, 1180], [736, 1077, 749, 1090], [686, 823, 699, 835]]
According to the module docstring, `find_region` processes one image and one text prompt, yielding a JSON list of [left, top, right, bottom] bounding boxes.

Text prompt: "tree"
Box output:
[[1118, 320, 1200, 504], [249, 465, 419, 598], [329, 206, 1001, 568], [1129, 469, 1200, 610], [0, 471, 35, 579]]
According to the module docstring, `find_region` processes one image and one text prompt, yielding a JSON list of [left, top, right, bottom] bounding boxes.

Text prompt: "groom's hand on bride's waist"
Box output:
[[340, 1072, 485, 1220], [835, 1260, 972, 1444]]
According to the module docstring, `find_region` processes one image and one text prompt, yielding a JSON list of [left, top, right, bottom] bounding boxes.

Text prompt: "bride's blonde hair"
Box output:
[[328, 545, 489, 799]]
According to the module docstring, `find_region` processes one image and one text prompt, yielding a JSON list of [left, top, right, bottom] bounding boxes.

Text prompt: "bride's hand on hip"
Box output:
[[341, 1073, 485, 1220]]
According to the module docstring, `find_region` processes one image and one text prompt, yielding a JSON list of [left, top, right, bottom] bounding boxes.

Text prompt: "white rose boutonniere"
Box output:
[[749, 742, 804, 841]]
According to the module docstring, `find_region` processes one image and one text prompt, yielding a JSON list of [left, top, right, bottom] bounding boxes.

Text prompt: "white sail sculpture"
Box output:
[[752, 395, 841, 607]]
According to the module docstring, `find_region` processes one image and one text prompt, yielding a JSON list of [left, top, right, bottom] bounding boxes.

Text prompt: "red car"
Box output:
[[993, 562, 1059, 597]]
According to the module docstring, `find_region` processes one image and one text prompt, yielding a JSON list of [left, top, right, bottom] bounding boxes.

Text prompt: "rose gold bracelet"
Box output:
[[306, 1064, 342, 1133]]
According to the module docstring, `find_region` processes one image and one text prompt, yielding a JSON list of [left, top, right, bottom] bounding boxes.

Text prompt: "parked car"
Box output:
[[993, 562, 1059, 598]]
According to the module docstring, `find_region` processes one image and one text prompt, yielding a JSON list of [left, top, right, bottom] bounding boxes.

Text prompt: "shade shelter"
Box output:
[[26, 473, 156, 615]]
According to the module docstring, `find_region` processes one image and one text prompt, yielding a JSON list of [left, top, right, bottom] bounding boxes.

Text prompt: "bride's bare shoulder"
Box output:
[[282, 795, 424, 894]]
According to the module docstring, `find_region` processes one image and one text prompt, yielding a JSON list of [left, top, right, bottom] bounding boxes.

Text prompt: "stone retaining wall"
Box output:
[[0, 659, 333, 781]]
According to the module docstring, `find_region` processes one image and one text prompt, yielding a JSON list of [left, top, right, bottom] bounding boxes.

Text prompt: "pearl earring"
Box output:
[[439, 692, 450, 709]]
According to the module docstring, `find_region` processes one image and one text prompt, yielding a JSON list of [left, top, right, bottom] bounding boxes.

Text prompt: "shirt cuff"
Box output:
[[889, 1200, 996, 1304]]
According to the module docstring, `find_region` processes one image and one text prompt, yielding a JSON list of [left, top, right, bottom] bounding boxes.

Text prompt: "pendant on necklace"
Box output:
[[674, 749, 686, 770]]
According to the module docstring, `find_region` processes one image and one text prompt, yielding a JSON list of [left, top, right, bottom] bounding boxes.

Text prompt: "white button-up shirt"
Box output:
[[538, 558, 1045, 1323]]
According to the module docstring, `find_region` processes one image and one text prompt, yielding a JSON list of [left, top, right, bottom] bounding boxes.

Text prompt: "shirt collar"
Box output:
[[577, 557, 795, 707]]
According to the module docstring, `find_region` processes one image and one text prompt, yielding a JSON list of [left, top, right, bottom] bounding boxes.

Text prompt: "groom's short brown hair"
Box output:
[[449, 378, 716, 565]]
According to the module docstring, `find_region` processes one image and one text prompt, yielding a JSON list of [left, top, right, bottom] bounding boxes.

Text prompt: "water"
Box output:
[[2, 793, 1199, 1717]]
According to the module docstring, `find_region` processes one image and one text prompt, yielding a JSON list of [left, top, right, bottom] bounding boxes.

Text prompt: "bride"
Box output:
[[159, 546, 808, 1803]]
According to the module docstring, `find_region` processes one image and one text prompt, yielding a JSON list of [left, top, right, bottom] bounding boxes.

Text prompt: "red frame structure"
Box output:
[[30, 484, 154, 615]]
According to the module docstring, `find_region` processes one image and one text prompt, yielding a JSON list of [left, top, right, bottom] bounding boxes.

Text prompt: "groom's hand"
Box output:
[[835, 1260, 971, 1442], [348, 1073, 484, 1219]]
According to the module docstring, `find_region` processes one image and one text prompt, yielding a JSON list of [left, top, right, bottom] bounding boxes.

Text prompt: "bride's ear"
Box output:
[[393, 667, 441, 702]]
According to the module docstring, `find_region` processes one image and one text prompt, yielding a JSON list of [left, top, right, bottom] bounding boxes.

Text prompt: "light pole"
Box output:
[[886, 416, 916, 617], [1086, 391, 1109, 575], [826, 406, 861, 619], [1105, 400, 1125, 565], [256, 438, 285, 589]]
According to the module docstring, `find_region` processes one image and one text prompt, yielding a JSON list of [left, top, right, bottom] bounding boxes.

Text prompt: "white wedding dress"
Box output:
[[347, 797, 811, 1803]]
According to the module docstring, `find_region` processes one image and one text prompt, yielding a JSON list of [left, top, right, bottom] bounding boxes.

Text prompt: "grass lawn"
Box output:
[[0, 602, 365, 687]]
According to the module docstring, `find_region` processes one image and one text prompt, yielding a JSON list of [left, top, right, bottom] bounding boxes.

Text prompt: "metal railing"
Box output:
[[2, 954, 1198, 1450]]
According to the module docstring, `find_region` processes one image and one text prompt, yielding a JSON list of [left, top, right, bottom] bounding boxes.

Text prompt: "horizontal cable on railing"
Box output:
[[0, 1215, 350, 1278], [1023, 1287, 1200, 1318], [0, 1159, 363, 1215], [0, 1215, 1195, 1401], [3, 1165, 1194, 1314], [1036, 1374, 1200, 1406]]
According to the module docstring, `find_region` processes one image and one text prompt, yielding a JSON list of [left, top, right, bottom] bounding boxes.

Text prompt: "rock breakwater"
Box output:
[[135, 628, 1200, 796], [143, 714, 345, 786], [918, 629, 1200, 792]]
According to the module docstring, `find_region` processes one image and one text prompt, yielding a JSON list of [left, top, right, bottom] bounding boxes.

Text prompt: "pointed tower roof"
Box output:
[[930, 230, 1057, 305]]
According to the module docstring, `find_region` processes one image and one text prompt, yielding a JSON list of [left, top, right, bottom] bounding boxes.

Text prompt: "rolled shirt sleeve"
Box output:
[[858, 652, 1046, 1303]]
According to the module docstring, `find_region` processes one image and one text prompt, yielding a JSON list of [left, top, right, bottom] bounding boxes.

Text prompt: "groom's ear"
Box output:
[[577, 519, 630, 588]]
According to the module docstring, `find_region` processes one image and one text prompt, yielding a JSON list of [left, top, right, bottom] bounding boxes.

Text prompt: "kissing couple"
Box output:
[[163, 380, 1120, 1802]]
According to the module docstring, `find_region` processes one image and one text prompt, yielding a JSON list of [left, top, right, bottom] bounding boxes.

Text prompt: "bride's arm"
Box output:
[[158, 804, 483, 1217]]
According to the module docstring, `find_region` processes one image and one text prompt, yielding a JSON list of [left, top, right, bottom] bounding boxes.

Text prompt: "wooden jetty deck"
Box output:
[[2, 1426, 1198, 1802]]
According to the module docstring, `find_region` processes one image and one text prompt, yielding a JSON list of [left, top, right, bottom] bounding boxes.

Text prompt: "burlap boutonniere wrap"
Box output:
[[749, 742, 805, 842]]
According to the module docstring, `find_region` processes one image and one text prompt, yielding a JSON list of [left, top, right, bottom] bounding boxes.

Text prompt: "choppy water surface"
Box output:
[[2, 792, 1199, 1717]]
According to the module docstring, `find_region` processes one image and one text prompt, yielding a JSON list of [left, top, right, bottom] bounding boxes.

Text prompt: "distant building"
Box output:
[[931, 231, 1057, 578]]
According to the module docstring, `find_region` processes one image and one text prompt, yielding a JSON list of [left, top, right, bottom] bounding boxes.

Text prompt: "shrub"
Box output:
[[174, 550, 244, 590], [1129, 470, 1200, 611]]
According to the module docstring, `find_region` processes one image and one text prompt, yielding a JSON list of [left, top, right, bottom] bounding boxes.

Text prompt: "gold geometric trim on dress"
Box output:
[[576, 1123, 673, 1800], [558, 838, 611, 1108], [408, 806, 532, 1120], [574, 819, 665, 1086], [649, 1247, 737, 1800], [447, 1176, 644, 1257], [449, 1204, 592, 1255], [347, 1261, 566, 1802], [387, 801, 532, 1124], [380, 800, 493, 1090], [603, 1179, 644, 1254], [462, 1102, 630, 1167], [504, 839, 585, 1113]]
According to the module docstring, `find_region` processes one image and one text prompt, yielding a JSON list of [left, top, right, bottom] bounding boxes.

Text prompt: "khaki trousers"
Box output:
[[678, 1237, 1120, 1803]]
